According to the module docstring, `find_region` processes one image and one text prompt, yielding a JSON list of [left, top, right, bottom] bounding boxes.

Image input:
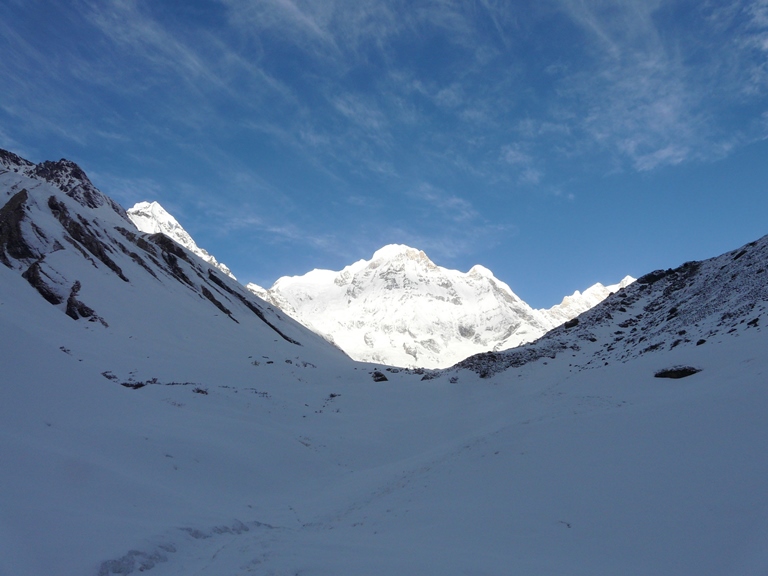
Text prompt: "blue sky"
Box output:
[[2, 0, 768, 307]]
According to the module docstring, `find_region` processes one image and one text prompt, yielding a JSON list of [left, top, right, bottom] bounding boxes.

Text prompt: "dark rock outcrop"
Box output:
[[48, 196, 129, 282], [22, 258, 63, 305], [65, 280, 108, 326], [0, 189, 37, 267]]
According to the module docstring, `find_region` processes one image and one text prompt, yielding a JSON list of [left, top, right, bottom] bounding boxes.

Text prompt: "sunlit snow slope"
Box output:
[[249, 244, 633, 368], [2, 147, 767, 576], [127, 200, 236, 280]]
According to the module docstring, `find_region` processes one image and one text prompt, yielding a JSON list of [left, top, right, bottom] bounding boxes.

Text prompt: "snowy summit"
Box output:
[[127, 201, 235, 280], [249, 244, 633, 368]]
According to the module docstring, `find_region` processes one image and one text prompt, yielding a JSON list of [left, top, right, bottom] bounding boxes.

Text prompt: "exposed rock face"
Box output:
[[0, 149, 34, 171], [248, 244, 633, 368], [0, 189, 37, 267], [65, 280, 108, 326], [0, 147, 305, 345], [32, 158, 129, 218], [47, 195, 129, 282], [21, 257, 63, 305]]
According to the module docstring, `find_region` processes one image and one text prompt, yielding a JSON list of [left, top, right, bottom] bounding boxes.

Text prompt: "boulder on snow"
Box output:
[[654, 366, 701, 379], [372, 371, 388, 382]]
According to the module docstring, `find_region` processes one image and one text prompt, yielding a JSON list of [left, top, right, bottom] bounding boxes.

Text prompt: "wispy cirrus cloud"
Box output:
[[739, 0, 768, 94], [213, 0, 520, 172], [4, 0, 768, 277], [533, 1, 692, 171], [79, 0, 298, 117], [220, 211, 339, 250], [500, 144, 543, 184], [0, 14, 99, 150], [216, 0, 398, 66], [548, 0, 768, 170], [409, 182, 479, 224]]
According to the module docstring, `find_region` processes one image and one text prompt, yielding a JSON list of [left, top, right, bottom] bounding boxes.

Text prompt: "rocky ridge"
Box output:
[[0, 148, 318, 352], [127, 200, 235, 279], [453, 236, 767, 378]]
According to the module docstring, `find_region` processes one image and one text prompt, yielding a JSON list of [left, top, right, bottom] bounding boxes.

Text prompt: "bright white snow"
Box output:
[[2, 256, 767, 575], [249, 243, 633, 368]]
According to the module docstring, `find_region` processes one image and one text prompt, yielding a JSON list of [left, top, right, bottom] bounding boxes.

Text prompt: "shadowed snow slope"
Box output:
[[248, 244, 633, 368], [2, 147, 767, 576]]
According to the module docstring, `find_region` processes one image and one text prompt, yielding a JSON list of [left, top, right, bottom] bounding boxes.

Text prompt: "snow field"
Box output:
[[2, 152, 767, 575], [3, 273, 767, 575]]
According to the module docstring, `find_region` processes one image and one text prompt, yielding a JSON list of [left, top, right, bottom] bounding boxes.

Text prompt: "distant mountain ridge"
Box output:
[[127, 200, 235, 279], [248, 244, 634, 368]]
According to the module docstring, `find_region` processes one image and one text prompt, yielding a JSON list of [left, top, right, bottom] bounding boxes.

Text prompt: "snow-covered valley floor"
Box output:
[[2, 279, 766, 575]]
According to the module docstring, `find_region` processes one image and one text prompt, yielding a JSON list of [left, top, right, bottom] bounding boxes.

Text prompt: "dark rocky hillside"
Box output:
[[455, 235, 768, 377], [0, 148, 308, 344]]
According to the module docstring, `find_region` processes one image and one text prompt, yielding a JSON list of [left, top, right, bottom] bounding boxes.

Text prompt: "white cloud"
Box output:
[[332, 95, 388, 135], [500, 144, 543, 184], [553, 1, 694, 166], [435, 84, 464, 109], [520, 167, 543, 185], [409, 183, 479, 223], [217, 0, 401, 65], [78, 0, 298, 126], [501, 144, 533, 166], [548, 0, 768, 170]]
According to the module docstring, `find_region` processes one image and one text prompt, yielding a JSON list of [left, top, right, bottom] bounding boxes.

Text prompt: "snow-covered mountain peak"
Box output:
[[561, 275, 633, 305], [367, 244, 436, 273], [542, 274, 635, 325], [129, 200, 170, 224], [372, 243, 428, 260], [249, 246, 630, 368], [467, 264, 493, 278], [128, 201, 193, 244], [0, 149, 128, 218], [127, 200, 236, 280]]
